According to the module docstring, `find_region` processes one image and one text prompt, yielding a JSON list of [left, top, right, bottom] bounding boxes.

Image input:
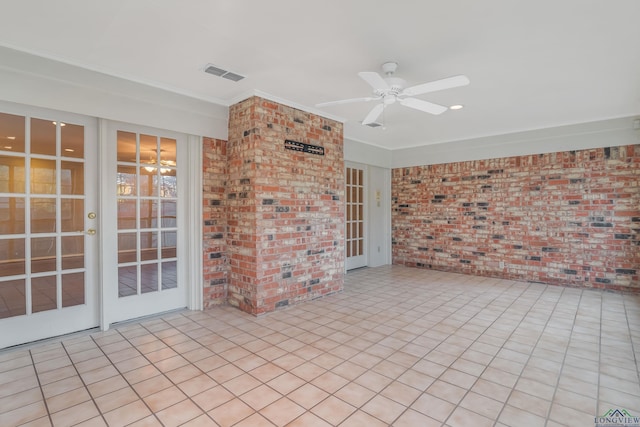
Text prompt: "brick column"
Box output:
[[227, 97, 344, 314]]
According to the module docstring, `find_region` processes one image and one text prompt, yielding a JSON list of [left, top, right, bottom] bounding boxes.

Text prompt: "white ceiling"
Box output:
[[0, 0, 639, 150]]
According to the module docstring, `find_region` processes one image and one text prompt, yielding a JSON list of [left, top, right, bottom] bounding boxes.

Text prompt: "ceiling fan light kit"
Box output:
[[316, 62, 469, 126]]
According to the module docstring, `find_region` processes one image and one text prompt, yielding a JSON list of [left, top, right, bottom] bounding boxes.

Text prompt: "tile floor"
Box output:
[[1, 265, 639, 427]]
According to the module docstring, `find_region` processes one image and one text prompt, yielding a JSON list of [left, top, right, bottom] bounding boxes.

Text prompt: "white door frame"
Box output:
[[98, 119, 202, 331], [0, 102, 99, 348], [345, 161, 368, 271]]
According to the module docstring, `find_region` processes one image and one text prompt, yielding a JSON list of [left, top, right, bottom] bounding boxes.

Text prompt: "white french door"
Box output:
[[0, 104, 98, 348], [345, 162, 367, 270], [101, 121, 188, 326]]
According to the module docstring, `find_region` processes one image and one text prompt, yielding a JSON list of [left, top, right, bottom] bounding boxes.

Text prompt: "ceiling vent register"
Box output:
[[204, 64, 245, 82]]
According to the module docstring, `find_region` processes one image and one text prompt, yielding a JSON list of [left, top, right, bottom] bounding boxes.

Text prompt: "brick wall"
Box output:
[[202, 137, 228, 308], [226, 96, 345, 314], [392, 145, 640, 291]]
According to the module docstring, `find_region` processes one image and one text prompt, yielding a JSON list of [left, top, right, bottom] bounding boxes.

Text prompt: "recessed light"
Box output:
[[64, 148, 75, 152], [6, 136, 16, 140], [3, 145, 12, 150], [449, 104, 464, 110]]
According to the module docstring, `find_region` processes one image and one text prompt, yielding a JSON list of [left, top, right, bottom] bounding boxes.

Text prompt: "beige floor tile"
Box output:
[[191, 385, 235, 412], [156, 399, 204, 427], [123, 365, 162, 384], [498, 404, 546, 427], [41, 376, 85, 399], [103, 400, 152, 427], [507, 390, 550, 418], [2, 267, 640, 427], [94, 386, 139, 413], [331, 361, 368, 381], [447, 406, 494, 427], [207, 363, 244, 383], [311, 395, 356, 425], [35, 366, 76, 387], [259, 397, 306, 426], [86, 375, 129, 398], [267, 372, 306, 395], [287, 412, 333, 426], [46, 387, 91, 414], [233, 412, 274, 427], [79, 365, 120, 385], [393, 408, 441, 427], [361, 394, 406, 424], [290, 361, 327, 382], [50, 400, 100, 427], [179, 414, 218, 427], [339, 409, 388, 426], [0, 387, 43, 414], [207, 398, 254, 427], [21, 416, 54, 427], [73, 416, 108, 427], [239, 384, 282, 410], [353, 370, 392, 393], [411, 393, 456, 422], [288, 383, 329, 409], [548, 403, 595, 427], [334, 382, 376, 408], [0, 401, 48, 426], [248, 362, 286, 382], [427, 379, 467, 405], [310, 371, 349, 394], [144, 386, 187, 413], [222, 372, 261, 395]]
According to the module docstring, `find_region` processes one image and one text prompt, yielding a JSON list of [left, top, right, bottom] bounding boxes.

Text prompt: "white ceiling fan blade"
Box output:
[[362, 104, 385, 125], [315, 97, 377, 108], [403, 75, 470, 97], [358, 71, 389, 91], [400, 97, 448, 115]]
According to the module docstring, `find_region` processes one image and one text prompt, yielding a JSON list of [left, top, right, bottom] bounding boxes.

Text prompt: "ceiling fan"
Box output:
[[316, 62, 470, 125]]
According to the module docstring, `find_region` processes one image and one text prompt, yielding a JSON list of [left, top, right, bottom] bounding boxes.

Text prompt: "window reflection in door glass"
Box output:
[[31, 118, 56, 156]]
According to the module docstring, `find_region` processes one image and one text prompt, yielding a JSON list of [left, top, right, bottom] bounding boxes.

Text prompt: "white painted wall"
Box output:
[[344, 138, 392, 169], [366, 165, 391, 267], [0, 46, 228, 140]]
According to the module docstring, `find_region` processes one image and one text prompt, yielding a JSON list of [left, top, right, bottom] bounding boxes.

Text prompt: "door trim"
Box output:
[[345, 161, 368, 271], [98, 120, 202, 330], [0, 101, 99, 348]]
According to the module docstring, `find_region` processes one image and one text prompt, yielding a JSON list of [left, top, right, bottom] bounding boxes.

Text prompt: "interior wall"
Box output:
[[392, 144, 640, 291], [0, 46, 228, 140], [367, 165, 392, 267]]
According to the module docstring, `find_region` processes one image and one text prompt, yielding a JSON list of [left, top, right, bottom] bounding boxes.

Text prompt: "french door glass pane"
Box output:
[[31, 236, 56, 273], [31, 275, 56, 313], [31, 118, 56, 156], [62, 272, 84, 307], [0, 112, 25, 153], [61, 123, 84, 159], [117, 130, 178, 298], [0, 238, 25, 276], [0, 156, 26, 192], [0, 197, 26, 234], [62, 236, 84, 270], [61, 161, 84, 195], [0, 112, 87, 319], [346, 166, 364, 259], [0, 279, 26, 318]]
